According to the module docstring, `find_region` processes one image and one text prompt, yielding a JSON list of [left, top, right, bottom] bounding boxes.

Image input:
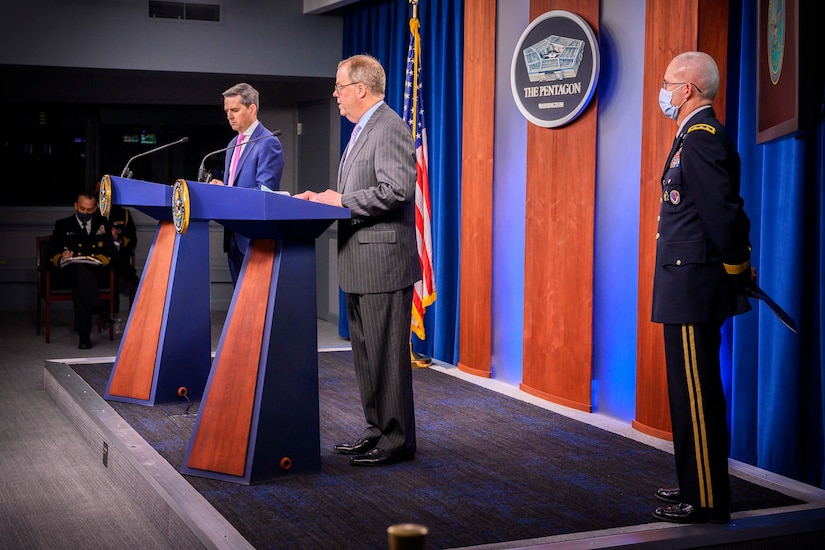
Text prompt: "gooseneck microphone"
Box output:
[[120, 137, 190, 179], [197, 130, 282, 182]]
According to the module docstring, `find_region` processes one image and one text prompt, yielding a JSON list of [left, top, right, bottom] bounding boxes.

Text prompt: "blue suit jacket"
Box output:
[[223, 122, 284, 254]]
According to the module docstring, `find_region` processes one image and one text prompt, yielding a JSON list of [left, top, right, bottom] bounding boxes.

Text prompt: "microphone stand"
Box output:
[[197, 130, 282, 182], [120, 137, 190, 179]]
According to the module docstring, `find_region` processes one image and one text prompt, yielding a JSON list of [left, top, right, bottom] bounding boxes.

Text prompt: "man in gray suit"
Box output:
[[296, 54, 420, 466]]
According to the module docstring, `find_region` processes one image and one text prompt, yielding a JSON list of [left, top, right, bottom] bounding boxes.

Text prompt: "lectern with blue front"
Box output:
[[173, 180, 350, 484], [99, 175, 212, 407]]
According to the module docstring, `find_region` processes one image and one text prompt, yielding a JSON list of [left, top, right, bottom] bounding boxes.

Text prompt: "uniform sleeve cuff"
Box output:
[[724, 260, 750, 275]]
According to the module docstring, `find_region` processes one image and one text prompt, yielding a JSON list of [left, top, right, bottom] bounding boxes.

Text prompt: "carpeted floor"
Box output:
[[71, 352, 801, 550]]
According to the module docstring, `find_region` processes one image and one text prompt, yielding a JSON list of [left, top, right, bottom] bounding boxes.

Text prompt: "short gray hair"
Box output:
[[339, 54, 386, 97], [222, 82, 259, 108]]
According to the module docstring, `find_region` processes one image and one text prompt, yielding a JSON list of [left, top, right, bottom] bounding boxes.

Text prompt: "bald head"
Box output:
[[666, 51, 720, 101]]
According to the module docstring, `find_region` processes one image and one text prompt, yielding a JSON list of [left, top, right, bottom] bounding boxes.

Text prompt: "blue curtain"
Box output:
[[730, 0, 825, 488], [337, 0, 825, 489], [340, 0, 463, 364]]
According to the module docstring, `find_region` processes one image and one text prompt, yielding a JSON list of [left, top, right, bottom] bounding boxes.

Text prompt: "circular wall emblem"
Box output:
[[172, 179, 190, 234], [510, 10, 600, 128], [99, 174, 112, 218], [767, 0, 785, 85]]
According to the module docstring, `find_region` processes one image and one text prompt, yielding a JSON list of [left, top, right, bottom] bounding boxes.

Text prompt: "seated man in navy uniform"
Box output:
[[49, 191, 117, 349]]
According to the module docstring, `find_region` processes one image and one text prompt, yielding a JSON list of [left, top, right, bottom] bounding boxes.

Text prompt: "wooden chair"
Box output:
[[36, 235, 116, 343]]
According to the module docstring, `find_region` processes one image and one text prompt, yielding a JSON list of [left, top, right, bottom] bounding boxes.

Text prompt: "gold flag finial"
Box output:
[[409, 0, 418, 20]]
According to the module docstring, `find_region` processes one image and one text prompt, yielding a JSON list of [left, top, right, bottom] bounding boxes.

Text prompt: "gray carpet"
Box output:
[[0, 313, 173, 550], [0, 309, 348, 549]]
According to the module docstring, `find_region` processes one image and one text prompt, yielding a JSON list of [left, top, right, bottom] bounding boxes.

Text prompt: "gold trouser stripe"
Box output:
[[681, 324, 713, 508]]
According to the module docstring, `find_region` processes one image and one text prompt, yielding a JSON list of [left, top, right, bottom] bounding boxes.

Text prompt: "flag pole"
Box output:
[[407, 0, 433, 369]]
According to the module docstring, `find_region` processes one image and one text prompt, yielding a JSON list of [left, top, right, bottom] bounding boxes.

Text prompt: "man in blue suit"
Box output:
[[296, 54, 420, 466], [210, 82, 284, 285]]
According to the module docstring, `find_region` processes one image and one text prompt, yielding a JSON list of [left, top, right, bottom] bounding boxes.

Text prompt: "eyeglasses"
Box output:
[[662, 80, 703, 93], [334, 82, 360, 93]]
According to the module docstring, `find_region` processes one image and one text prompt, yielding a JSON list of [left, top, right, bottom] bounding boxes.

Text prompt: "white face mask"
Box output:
[[658, 85, 686, 120]]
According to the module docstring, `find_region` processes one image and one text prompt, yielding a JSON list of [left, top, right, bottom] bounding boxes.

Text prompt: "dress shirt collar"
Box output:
[[353, 100, 384, 142], [240, 120, 260, 139]]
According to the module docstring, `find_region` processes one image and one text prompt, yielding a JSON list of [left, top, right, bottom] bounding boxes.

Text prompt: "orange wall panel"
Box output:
[[520, 0, 600, 412], [634, 0, 728, 439], [458, 0, 497, 377]]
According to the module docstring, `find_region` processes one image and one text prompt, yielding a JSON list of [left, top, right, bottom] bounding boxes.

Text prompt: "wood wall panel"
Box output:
[[634, 0, 729, 439], [519, 0, 600, 412], [458, 0, 496, 378], [699, 0, 729, 125]]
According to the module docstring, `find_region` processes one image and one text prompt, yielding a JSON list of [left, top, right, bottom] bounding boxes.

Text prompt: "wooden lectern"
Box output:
[[174, 180, 350, 484], [100, 175, 212, 407]]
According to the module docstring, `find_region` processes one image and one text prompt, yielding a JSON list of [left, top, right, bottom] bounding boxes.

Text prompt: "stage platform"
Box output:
[[43, 352, 825, 550]]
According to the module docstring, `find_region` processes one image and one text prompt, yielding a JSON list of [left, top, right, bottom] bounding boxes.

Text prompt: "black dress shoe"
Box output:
[[652, 503, 729, 524], [655, 487, 681, 504], [333, 437, 380, 456], [350, 448, 415, 467], [78, 337, 92, 350]]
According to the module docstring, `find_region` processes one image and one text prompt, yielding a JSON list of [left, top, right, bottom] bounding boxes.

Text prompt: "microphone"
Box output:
[[197, 130, 282, 182], [120, 137, 189, 179]]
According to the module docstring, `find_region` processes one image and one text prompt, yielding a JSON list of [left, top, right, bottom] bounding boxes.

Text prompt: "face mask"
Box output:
[[658, 85, 686, 120], [77, 212, 93, 223]]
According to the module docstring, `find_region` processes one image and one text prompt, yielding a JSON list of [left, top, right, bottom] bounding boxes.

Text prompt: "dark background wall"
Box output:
[[0, 0, 345, 312], [0, 0, 344, 204], [1, 65, 334, 205]]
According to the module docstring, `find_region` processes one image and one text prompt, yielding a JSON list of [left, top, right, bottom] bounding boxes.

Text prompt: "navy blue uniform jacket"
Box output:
[[652, 107, 752, 324], [49, 213, 117, 268]]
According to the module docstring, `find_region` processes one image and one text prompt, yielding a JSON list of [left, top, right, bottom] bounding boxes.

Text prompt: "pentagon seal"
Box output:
[[510, 10, 600, 128]]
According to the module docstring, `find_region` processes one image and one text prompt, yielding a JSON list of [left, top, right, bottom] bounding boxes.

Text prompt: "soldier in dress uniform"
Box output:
[[651, 51, 754, 524]]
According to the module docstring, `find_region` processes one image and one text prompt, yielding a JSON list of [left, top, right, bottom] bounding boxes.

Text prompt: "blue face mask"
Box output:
[[658, 85, 686, 120], [77, 211, 93, 223]]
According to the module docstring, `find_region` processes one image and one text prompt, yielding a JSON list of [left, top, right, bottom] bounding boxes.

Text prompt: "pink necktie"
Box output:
[[345, 124, 361, 159], [228, 134, 245, 186]]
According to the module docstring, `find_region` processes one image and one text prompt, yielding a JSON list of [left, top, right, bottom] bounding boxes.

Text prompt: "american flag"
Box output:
[[403, 15, 435, 341]]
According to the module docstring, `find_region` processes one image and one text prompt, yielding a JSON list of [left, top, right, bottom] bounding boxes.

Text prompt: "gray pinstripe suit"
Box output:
[[338, 102, 420, 454]]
